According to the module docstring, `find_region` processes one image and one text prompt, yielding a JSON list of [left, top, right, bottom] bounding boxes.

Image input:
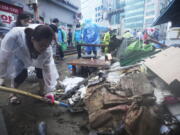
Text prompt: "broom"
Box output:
[[0, 86, 69, 108]]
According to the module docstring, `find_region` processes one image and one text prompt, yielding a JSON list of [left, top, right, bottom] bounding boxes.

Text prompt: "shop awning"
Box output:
[[153, 0, 180, 26]]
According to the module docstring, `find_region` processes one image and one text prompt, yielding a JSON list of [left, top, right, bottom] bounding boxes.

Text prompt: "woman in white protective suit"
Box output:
[[0, 24, 59, 104]]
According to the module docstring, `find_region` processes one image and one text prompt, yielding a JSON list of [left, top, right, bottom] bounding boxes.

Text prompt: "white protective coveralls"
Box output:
[[0, 24, 59, 93]]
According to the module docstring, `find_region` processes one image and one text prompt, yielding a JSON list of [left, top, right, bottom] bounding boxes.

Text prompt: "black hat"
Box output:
[[18, 13, 31, 20], [52, 18, 59, 23]]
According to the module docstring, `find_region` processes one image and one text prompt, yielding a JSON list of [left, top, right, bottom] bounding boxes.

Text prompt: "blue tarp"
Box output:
[[82, 19, 108, 53]]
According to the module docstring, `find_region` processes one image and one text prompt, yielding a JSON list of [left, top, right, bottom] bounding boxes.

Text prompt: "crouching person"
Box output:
[[0, 24, 59, 104]]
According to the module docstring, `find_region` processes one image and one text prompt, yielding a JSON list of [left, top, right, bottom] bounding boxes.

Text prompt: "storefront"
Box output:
[[0, 1, 23, 27]]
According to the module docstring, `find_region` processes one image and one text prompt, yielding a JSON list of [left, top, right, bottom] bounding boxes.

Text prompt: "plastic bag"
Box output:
[[61, 42, 67, 51], [119, 39, 155, 66], [61, 77, 84, 93]]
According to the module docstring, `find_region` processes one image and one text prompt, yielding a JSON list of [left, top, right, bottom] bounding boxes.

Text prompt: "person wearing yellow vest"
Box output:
[[122, 30, 133, 38], [103, 31, 111, 53]]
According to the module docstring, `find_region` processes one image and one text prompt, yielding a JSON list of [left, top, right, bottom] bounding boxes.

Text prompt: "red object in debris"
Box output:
[[108, 105, 129, 112], [164, 96, 180, 104], [144, 33, 148, 40], [45, 94, 55, 104]]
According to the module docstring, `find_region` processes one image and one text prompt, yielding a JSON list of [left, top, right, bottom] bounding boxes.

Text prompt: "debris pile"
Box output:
[[84, 68, 160, 135], [58, 62, 163, 134], [56, 47, 180, 135]]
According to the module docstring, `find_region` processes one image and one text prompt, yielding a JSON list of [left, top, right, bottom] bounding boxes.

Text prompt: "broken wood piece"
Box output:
[[145, 47, 180, 85], [67, 59, 110, 68], [119, 73, 154, 96], [89, 104, 129, 129], [103, 92, 131, 108], [107, 105, 129, 112], [103, 99, 131, 109], [89, 110, 112, 129]]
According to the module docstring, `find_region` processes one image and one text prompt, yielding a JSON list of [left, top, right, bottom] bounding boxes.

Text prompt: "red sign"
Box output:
[[0, 12, 13, 24], [0, 1, 23, 15]]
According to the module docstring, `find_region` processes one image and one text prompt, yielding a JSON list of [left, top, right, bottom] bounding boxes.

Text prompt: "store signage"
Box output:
[[0, 1, 22, 14], [0, 11, 14, 24], [0, 2, 22, 27]]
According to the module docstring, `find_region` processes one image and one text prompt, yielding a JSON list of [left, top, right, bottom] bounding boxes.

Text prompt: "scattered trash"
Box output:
[[154, 88, 172, 104], [88, 74, 105, 87], [67, 65, 73, 74], [110, 62, 121, 70], [160, 125, 171, 134], [21, 44, 180, 135], [106, 71, 124, 84], [61, 77, 85, 93], [38, 121, 47, 135], [68, 85, 87, 105]]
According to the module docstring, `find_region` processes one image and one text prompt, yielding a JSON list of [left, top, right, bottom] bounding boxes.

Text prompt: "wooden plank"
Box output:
[[67, 59, 110, 68], [145, 47, 180, 85], [0, 109, 8, 135]]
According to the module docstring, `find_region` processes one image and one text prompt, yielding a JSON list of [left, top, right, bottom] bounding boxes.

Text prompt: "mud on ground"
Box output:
[[0, 55, 89, 135]]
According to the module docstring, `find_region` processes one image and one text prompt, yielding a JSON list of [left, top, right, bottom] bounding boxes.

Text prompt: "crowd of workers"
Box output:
[[0, 12, 112, 104]]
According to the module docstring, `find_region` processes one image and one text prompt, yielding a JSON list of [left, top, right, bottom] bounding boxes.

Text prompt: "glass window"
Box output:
[[126, 0, 144, 5], [98, 6, 100, 10], [101, 5, 103, 9], [145, 18, 154, 24], [146, 4, 154, 10], [146, 0, 152, 3], [125, 22, 143, 29], [125, 1, 144, 11], [146, 11, 155, 16], [125, 16, 144, 23], [115, 14, 120, 24], [125, 10, 144, 18], [110, 14, 116, 25], [125, 8, 144, 15]]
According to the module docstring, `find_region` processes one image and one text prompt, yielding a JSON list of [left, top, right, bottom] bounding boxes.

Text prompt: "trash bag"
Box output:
[[61, 77, 85, 93]]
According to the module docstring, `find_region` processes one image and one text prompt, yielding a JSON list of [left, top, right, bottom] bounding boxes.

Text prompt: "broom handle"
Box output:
[[0, 86, 45, 101], [0, 86, 70, 107]]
